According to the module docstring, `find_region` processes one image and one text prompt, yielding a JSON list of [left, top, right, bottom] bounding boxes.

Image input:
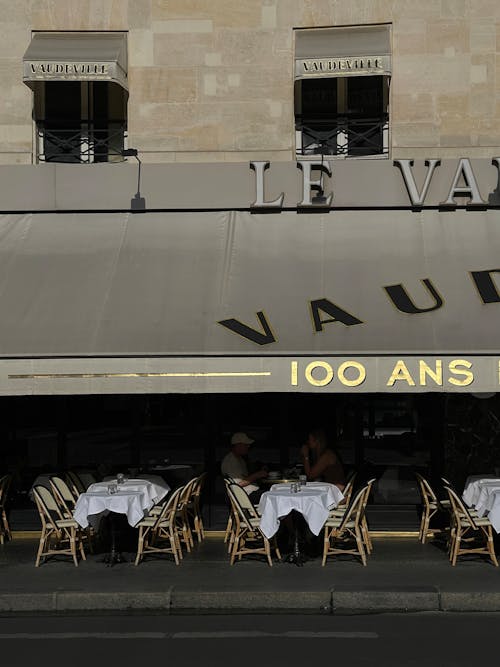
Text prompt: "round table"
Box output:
[[73, 478, 170, 566], [258, 482, 344, 565]]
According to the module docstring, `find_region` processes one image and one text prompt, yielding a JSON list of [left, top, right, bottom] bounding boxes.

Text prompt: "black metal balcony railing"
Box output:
[[296, 116, 389, 157], [36, 122, 127, 164]]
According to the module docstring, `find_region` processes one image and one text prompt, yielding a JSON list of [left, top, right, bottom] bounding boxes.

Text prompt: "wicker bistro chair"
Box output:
[[360, 478, 375, 554], [66, 470, 86, 496], [326, 476, 374, 554], [322, 484, 370, 566], [227, 482, 281, 567], [0, 474, 13, 543], [33, 485, 86, 567], [50, 476, 95, 553], [134, 485, 184, 566], [223, 476, 258, 555], [49, 477, 76, 518], [223, 477, 239, 554], [444, 485, 499, 567], [187, 472, 207, 542], [328, 473, 357, 517], [50, 476, 78, 508], [175, 477, 198, 553], [415, 473, 442, 544], [440, 477, 478, 516]]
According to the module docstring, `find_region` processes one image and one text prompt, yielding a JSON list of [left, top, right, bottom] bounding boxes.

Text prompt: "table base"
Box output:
[[98, 512, 131, 567], [283, 546, 307, 567], [100, 550, 127, 567], [282, 510, 308, 566]]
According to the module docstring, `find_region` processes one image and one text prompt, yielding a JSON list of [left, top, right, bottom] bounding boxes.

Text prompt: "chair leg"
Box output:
[[78, 533, 86, 561], [2, 510, 11, 540], [170, 536, 180, 565], [273, 538, 282, 561], [418, 512, 425, 542], [451, 532, 461, 566], [85, 527, 94, 554], [264, 538, 273, 567], [230, 535, 239, 565], [135, 527, 145, 566], [355, 528, 367, 566], [484, 526, 499, 567], [422, 515, 430, 544], [70, 528, 78, 567], [194, 515, 203, 542], [35, 529, 48, 567], [322, 528, 331, 566], [361, 516, 372, 553]]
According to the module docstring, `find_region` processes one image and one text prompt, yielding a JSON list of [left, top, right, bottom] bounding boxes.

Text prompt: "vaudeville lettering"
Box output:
[[250, 158, 498, 208], [218, 270, 500, 346], [29, 62, 109, 76], [301, 57, 382, 74]]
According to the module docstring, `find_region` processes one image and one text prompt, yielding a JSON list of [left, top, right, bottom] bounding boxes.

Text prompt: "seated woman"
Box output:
[[300, 428, 346, 492]]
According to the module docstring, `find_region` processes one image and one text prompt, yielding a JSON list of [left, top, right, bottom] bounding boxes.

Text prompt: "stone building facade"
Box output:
[[1, 0, 500, 164]]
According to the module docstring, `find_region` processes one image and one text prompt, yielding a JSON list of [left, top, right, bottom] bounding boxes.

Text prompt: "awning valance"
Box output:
[[295, 25, 391, 79], [0, 210, 499, 395], [23, 32, 128, 91]]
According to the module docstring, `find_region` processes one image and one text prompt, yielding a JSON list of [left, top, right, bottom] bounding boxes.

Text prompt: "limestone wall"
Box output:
[[1, 0, 499, 163]]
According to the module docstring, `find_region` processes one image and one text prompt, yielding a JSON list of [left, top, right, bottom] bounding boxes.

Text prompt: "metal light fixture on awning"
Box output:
[[23, 32, 128, 91]]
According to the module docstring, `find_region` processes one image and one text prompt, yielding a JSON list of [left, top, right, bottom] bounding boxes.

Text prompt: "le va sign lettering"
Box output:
[[218, 158, 500, 346], [249, 157, 498, 207]]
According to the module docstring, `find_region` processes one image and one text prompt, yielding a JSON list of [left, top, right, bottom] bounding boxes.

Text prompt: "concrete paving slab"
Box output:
[[332, 586, 440, 613]]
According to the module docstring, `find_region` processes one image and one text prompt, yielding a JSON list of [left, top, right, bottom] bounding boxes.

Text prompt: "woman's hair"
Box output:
[[309, 427, 329, 452], [309, 427, 345, 467]]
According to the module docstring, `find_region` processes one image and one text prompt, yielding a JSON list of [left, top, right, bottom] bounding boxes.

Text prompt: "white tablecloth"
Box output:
[[473, 482, 500, 517], [462, 476, 500, 508], [73, 478, 170, 529], [258, 483, 344, 539], [94, 478, 169, 506], [486, 492, 500, 533], [462, 476, 500, 533]]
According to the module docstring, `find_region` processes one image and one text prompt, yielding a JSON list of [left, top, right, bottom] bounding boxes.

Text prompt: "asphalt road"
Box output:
[[0, 612, 498, 667]]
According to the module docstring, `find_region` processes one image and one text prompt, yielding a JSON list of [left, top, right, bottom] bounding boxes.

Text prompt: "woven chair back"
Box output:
[[444, 484, 478, 528]]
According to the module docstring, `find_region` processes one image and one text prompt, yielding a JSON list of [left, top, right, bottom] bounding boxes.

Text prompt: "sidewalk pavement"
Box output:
[[1, 534, 500, 615]]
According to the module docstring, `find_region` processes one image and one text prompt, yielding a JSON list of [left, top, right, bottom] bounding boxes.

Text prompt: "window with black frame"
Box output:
[[23, 32, 128, 164], [34, 80, 127, 164], [294, 25, 391, 159]]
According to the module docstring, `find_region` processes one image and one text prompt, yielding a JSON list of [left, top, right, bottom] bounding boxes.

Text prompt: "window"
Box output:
[[23, 32, 128, 164], [294, 25, 391, 159], [34, 81, 127, 163]]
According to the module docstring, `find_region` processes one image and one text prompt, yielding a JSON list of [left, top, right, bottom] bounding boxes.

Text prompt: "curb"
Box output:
[[1, 588, 500, 614], [170, 590, 331, 612]]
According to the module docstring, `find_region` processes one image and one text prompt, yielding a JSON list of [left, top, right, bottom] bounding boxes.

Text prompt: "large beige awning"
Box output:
[[23, 32, 128, 91], [0, 210, 499, 396]]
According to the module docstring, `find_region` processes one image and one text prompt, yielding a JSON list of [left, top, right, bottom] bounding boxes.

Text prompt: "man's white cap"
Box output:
[[231, 432, 254, 445]]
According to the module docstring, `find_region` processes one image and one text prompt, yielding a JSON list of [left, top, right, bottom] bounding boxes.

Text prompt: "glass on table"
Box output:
[[299, 475, 307, 488], [108, 483, 118, 495], [116, 473, 125, 485]]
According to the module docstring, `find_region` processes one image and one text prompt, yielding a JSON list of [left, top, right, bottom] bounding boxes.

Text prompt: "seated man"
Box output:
[[221, 432, 268, 496]]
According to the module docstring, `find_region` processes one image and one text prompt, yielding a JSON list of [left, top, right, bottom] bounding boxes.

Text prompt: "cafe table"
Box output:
[[484, 490, 500, 533], [73, 478, 170, 565], [462, 475, 499, 508], [258, 482, 344, 565]]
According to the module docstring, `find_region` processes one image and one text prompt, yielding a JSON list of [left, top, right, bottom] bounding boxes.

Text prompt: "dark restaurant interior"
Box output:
[[2, 391, 499, 533]]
